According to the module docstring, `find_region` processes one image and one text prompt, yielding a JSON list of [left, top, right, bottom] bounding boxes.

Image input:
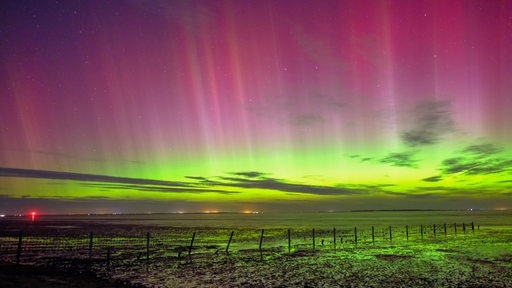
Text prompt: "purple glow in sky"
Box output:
[[1, 0, 512, 214]]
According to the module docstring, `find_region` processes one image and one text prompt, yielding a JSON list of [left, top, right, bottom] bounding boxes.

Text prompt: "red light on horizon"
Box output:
[[30, 211, 37, 222]]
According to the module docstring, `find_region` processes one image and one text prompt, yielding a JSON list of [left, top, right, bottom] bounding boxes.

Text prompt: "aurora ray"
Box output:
[[1, 0, 511, 214]]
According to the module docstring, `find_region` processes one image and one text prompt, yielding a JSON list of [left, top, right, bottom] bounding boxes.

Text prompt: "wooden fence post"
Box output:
[[463, 223, 466, 234], [226, 231, 234, 254], [421, 224, 424, 240], [389, 226, 392, 242], [372, 226, 375, 246], [188, 232, 196, 260], [333, 227, 336, 251], [406, 225, 409, 241], [471, 222, 475, 233], [454, 223, 457, 236], [16, 231, 22, 265], [312, 228, 315, 250], [287, 229, 291, 253], [444, 224, 447, 237], [354, 227, 358, 248], [433, 224, 436, 239]]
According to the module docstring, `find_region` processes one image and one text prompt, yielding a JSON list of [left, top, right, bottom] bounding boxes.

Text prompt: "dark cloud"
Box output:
[[466, 159, 512, 175], [463, 143, 502, 157], [440, 157, 476, 174], [0, 167, 239, 195], [231, 171, 267, 178], [401, 131, 436, 147], [380, 152, 417, 168], [0, 167, 190, 187], [185, 176, 209, 181], [380, 101, 456, 169], [440, 143, 512, 176], [184, 176, 220, 186], [422, 176, 443, 182], [401, 100, 455, 147], [217, 175, 366, 196], [364, 184, 397, 188], [347, 154, 373, 163], [0, 167, 366, 197], [81, 183, 237, 194]]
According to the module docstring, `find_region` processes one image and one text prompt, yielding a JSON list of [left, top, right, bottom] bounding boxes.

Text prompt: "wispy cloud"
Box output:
[[81, 183, 237, 194], [347, 154, 373, 163], [439, 143, 511, 176], [0, 167, 366, 196], [0, 167, 234, 194], [376, 100, 455, 170], [0, 167, 188, 187], [422, 175, 443, 182], [212, 172, 367, 196], [380, 152, 417, 168], [411, 185, 512, 197], [441, 157, 512, 175], [249, 91, 345, 128], [231, 171, 267, 178], [463, 143, 502, 157], [401, 100, 455, 147]]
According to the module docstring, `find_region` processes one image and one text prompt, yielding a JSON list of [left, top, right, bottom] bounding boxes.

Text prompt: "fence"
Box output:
[[0, 222, 478, 270]]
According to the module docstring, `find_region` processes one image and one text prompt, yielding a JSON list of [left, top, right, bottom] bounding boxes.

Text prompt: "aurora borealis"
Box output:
[[1, 0, 512, 214]]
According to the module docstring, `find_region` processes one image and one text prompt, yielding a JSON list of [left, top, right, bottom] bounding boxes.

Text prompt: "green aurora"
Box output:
[[1, 1, 512, 214]]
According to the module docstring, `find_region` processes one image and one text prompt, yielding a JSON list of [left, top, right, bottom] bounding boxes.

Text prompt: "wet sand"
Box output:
[[1, 217, 512, 287]]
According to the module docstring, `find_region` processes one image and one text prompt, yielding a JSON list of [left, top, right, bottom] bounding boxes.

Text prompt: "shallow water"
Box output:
[[10, 210, 512, 229]]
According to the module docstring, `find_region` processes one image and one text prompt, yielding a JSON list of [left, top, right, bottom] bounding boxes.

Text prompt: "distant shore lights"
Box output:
[[243, 210, 261, 214], [31, 211, 37, 222]]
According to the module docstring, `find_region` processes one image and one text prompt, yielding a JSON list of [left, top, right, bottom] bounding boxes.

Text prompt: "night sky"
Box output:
[[1, 0, 512, 214]]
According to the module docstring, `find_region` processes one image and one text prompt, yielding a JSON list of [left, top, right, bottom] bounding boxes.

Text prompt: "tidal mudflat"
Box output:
[[1, 211, 511, 287]]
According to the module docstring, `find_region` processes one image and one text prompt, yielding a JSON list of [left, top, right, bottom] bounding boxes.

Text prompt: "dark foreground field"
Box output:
[[1, 218, 512, 287], [0, 263, 142, 288], [106, 228, 512, 287]]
